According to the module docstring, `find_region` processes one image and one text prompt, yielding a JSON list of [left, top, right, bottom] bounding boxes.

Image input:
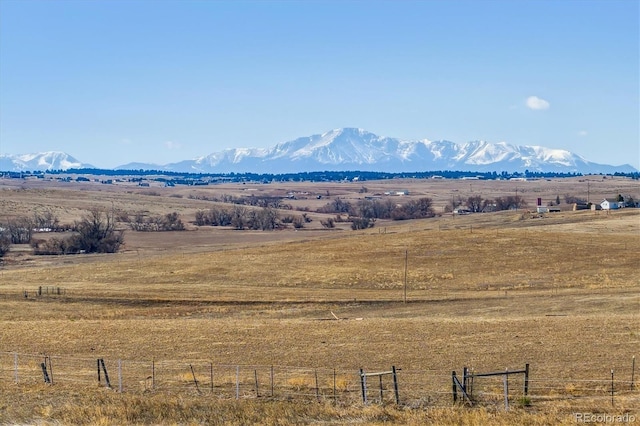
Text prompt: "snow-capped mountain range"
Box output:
[[1, 128, 637, 174], [0, 151, 88, 172]]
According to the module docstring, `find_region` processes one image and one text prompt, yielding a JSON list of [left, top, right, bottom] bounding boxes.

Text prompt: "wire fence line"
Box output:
[[1, 351, 637, 409]]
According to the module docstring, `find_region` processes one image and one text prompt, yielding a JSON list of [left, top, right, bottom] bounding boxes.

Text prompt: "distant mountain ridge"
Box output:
[[0, 151, 92, 172], [1, 128, 637, 174]]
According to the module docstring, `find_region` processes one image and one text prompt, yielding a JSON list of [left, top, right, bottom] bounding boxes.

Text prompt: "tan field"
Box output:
[[0, 174, 638, 425]]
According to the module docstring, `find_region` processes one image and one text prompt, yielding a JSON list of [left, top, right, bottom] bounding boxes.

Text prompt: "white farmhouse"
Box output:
[[600, 198, 620, 210]]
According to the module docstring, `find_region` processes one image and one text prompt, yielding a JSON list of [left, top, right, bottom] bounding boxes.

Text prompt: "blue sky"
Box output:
[[1, 0, 638, 169]]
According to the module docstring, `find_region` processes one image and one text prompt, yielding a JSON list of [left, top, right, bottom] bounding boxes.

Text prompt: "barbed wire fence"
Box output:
[[1, 351, 637, 410]]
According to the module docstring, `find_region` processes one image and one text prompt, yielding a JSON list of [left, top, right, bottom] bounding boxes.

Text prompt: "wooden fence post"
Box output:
[[452, 371, 457, 403], [14, 353, 18, 383], [392, 366, 400, 405], [254, 369, 259, 397], [189, 364, 200, 394], [210, 362, 213, 392], [359, 369, 367, 404], [99, 359, 111, 388], [315, 370, 320, 401], [40, 362, 50, 383], [463, 366, 469, 393], [524, 363, 529, 396], [152, 359, 155, 390], [270, 366, 274, 397], [611, 369, 615, 406], [97, 359, 101, 384]]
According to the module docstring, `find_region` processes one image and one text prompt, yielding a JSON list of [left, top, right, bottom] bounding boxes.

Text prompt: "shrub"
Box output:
[[32, 237, 73, 255], [129, 212, 185, 231], [318, 198, 353, 214], [350, 217, 375, 230], [320, 218, 335, 229], [391, 198, 435, 220], [292, 216, 305, 229]]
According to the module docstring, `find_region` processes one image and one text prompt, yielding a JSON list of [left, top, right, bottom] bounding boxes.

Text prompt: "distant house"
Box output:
[[600, 198, 620, 210]]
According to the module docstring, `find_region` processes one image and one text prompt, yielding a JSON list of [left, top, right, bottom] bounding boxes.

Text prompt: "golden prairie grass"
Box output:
[[0, 386, 635, 426], [0, 178, 639, 424]]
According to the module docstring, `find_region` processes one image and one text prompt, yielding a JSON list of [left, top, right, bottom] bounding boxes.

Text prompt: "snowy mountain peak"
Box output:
[[0, 151, 93, 172], [1, 129, 637, 174]]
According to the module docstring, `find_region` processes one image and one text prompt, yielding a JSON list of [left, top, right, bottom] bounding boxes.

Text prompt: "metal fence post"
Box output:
[[118, 360, 123, 393], [503, 370, 509, 411], [14, 353, 18, 383], [236, 366, 240, 400]]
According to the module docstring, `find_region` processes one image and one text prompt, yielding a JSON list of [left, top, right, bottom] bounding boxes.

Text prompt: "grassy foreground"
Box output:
[[2, 386, 632, 426], [1, 201, 638, 424]]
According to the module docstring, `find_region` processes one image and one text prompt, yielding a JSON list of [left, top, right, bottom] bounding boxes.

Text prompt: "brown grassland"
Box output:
[[0, 175, 638, 425]]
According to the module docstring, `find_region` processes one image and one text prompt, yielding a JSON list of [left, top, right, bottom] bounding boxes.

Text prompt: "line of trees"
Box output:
[[125, 212, 185, 232], [194, 196, 433, 230], [189, 193, 290, 210], [1, 209, 69, 258], [195, 206, 281, 230], [1, 208, 125, 257], [444, 195, 528, 213], [318, 197, 436, 221], [31, 209, 124, 255]]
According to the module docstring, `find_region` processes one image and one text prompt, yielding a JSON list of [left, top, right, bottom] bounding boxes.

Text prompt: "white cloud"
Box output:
[[578, 130, 588, 136], [526, 96, 550, 110], [164, 141, 182, 150]]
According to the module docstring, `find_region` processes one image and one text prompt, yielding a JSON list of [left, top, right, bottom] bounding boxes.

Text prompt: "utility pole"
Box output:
[[403, 249, 408, 303]]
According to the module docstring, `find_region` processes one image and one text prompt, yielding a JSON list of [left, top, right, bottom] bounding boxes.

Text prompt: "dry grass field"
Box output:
[[0, 175, 638, 425]]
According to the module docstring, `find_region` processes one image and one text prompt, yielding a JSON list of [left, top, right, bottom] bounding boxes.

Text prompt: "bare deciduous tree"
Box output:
[[4, 217, 33, 244], [71, 208, 124, 253], [231, 205, 248, 230], [0, 230, 10, 258]]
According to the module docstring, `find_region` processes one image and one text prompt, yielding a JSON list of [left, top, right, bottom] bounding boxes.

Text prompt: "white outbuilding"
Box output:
[[600, 198, 620, 210]]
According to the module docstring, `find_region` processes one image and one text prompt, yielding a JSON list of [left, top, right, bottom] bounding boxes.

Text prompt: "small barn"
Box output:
[[600, 198, 620, 210]]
